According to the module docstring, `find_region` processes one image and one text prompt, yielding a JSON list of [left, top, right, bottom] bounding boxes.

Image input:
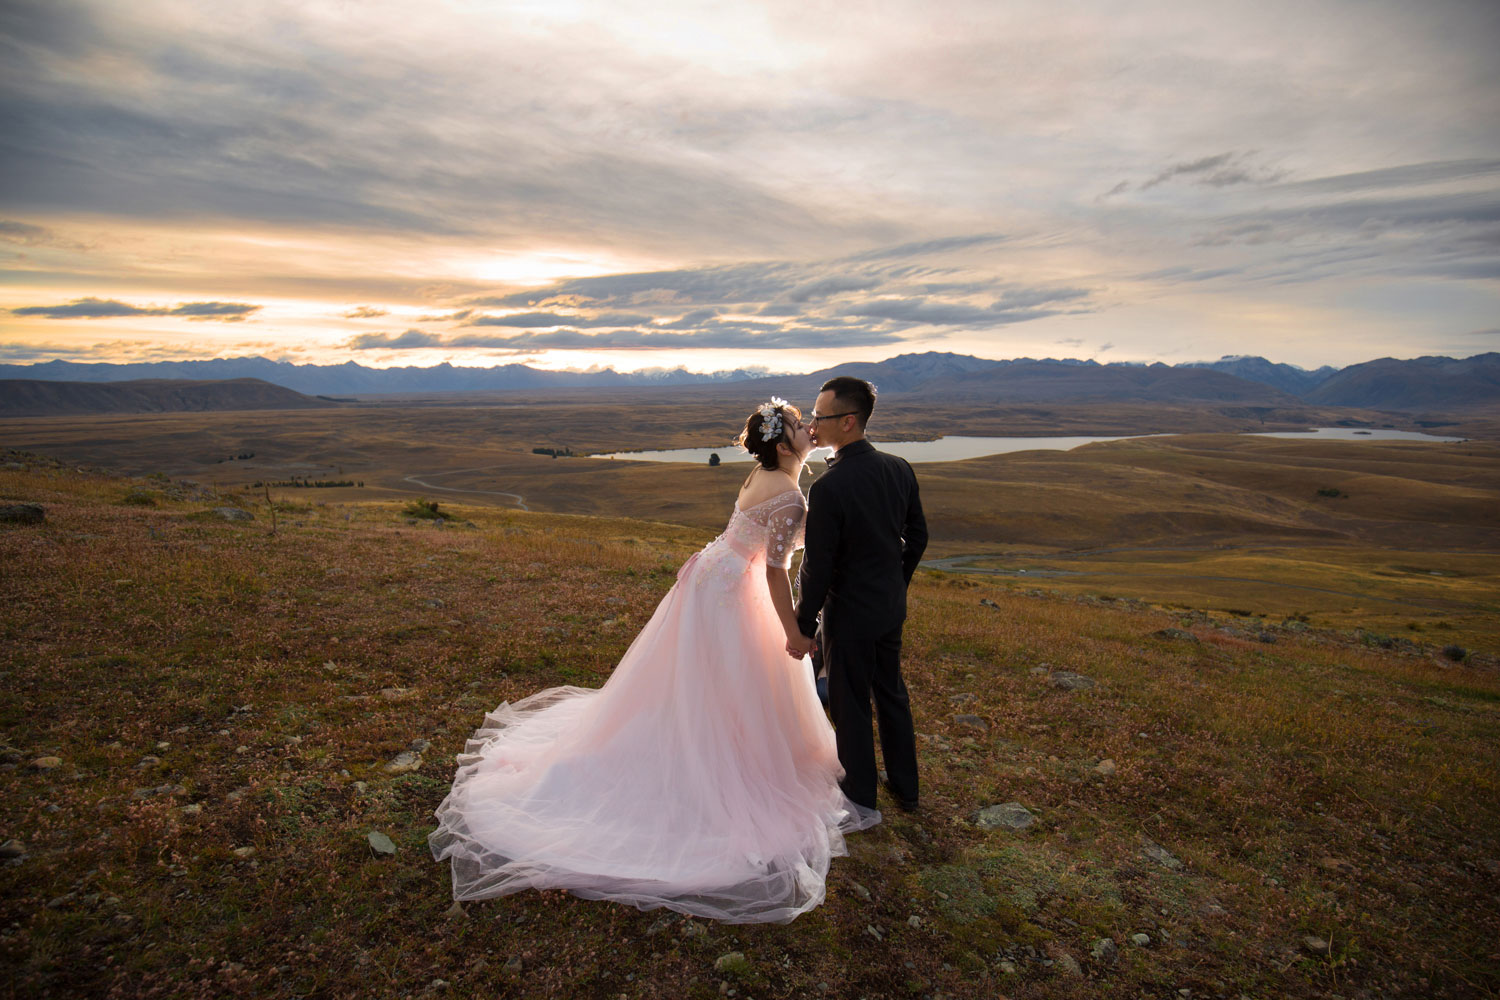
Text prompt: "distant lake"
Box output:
[[591, 427, 1468, 465], [1247, 428, 1468, 443]]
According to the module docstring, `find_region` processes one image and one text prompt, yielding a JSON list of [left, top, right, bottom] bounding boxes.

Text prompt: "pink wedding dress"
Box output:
[[428, 488, 880, 923]]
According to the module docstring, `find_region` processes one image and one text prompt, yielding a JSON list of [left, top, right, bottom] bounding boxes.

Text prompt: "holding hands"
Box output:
[[785, 631, 817, 659]]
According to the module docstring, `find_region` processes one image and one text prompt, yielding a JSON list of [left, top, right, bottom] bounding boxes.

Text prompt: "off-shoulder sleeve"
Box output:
[[762, 496, 807, 568]]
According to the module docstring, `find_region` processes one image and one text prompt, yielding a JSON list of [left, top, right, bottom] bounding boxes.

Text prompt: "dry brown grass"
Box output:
[[2, 457, 1498, 999]]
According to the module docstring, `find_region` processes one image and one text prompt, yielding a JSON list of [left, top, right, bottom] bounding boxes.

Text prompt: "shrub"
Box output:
[[1316, 487, 1344, 498], [403, 498, 450, 520], [1441, 644, 1468, 663]]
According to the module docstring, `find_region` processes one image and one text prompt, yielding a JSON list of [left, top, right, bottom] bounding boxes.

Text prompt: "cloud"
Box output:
[[11, 297, 151, 319], [10, 297, 260, 320], [0, 219, 51, 244], [1140, 152, 1286, 191], [169, 301, 260, 321], [463, 310, 653, 328], [784, 275, 882, 302], [1274, 159, 1500, 196], [449, 324, 906, 351], [416, 309, 473, 323], [343, 305, 388, 319], [345, 329, 442, 350], [838, 286, 1091, 327], [840, 233, 1010, 263]]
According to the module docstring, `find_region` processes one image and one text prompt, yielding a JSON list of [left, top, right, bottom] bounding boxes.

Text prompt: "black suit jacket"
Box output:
[[795, 439, 928, 641]]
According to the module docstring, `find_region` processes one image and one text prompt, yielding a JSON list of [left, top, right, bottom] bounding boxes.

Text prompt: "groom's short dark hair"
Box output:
[[821, 376, 876, 428]]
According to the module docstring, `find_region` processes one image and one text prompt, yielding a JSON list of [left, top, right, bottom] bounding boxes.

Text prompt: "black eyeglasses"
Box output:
[[807, 410, 858, 425]]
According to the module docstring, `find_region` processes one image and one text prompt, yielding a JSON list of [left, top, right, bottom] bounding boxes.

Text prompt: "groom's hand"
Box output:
[[785, 632, 817, 659]]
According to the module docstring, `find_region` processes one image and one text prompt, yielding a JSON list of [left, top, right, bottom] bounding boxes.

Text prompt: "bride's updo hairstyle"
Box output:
[[735, 401, 802, 470]]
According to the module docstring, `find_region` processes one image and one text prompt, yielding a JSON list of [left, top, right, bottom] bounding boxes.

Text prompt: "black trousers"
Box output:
[[824, 623, 918, 810]]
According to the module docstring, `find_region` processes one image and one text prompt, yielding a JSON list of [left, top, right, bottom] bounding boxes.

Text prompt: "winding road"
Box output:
[[401, 466, 529, 511]]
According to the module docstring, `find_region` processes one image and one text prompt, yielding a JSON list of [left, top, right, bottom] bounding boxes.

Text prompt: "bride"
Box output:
[[428, 398, 880, 924]]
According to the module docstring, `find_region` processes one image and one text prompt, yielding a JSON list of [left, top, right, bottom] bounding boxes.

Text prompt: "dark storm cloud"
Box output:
[[345, 329, 442, 349], [10, 297, 260, 320]]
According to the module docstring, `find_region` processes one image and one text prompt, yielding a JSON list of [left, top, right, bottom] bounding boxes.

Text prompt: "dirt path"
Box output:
[[401, 466, 529, 510]]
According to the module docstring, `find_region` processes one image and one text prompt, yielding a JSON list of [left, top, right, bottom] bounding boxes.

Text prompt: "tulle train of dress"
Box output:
[[428, 489, 880, 924]]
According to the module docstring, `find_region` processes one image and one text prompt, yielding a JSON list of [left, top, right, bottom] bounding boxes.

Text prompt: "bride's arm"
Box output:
[[765, 566, 803, 644]]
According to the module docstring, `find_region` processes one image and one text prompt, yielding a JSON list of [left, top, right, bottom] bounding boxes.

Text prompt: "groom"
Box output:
[[788, 376, 927, 813]]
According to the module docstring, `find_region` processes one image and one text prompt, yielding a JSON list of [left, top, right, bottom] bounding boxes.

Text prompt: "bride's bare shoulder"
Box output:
[[735, 468, 803, 510]]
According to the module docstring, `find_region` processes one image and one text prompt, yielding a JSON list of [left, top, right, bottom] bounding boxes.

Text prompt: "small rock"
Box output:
[[211, 506, 254, 522], [233, 846, 256, 859], [1142, 838, 1183, 870], [998, 960, 1018, 974], [714, 951, 750, 975], [952, 714, 988, 732], [226, 786, 250, 802], [410, 739, 432, 753], [1199, 900, 1227, 917], [385, 750, 422, 775], [1151, 627, 1198, 643], [29, 756, 63, 771], [0, 839, 26, 859], [1130, 932, 1151, 947], [1094, 758, 1117, 776], [1049, 671, 1096, 691], [849, 881, 872, 901], [424, 598, 445, 609], [504, 956, 523, 972], [445, 901, 466, 919], [975, 802, 1034, 831], [906, 914, 921, 928], [353, 781, 368, 793], [1055, 952, 1083, 977], [135, 755, 160, 769], [949, 693, 977, 706], [680, 920, 707, 938], [367, 830, 397, 855], [980, 598, 999, 608], [1090, 937, 1118, 965], [865, 924, 883, 941], [1302, 935, 1331, 956], [1028, 666, 1048, 675], [380, 687, 414, 701], [181, 804, 203, 817], [0, 503, 45, 524]]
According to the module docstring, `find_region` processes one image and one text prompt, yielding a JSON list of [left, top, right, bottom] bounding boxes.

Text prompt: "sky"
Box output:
[[1, 0, 1498, 374]]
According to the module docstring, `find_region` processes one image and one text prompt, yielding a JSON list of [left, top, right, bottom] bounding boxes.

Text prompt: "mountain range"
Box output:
[[1, 352, 1496, 414]]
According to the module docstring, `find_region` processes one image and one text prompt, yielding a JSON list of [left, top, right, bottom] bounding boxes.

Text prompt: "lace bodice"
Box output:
[[724, 489, 807, 568]]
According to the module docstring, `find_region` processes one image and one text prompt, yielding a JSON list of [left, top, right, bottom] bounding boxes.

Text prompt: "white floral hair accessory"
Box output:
[[757, 396, 789, 442]]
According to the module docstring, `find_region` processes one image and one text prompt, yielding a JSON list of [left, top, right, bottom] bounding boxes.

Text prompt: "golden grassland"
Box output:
[[2, 458, 1498, 999], [5, 401, 1496, 651]]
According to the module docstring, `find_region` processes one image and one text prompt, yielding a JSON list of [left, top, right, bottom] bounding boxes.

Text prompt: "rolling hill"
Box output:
[[0, 377, 336, 416]]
